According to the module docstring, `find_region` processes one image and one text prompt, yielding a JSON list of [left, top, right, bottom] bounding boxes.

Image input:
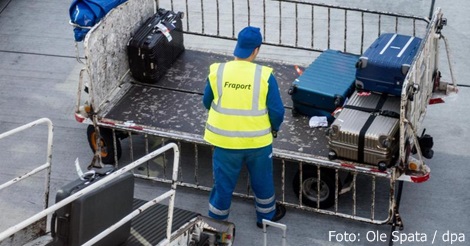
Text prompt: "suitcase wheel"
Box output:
[[177, 11, 185, 19], [291, 108, 299, 117], [288, 86, 296, 95], [378, 162, 387, 172], [355, 80, 364, 90], [401, 64, 411, 75], [355, 57, 368, 68], [328, 151, 337, 160], [333, 95, 343, 107]]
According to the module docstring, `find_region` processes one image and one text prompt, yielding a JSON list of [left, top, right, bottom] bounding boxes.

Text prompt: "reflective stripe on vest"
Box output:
[[211, 63, 268, 117], [206, 124, 271, 137]]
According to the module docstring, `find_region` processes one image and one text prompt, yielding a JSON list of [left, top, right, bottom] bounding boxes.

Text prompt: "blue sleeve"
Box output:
[[267, 74, 285, 131], [202, 79, 213, 110]]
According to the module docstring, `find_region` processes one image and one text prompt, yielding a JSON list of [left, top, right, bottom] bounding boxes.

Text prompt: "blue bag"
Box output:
[[69, 0, 127, 41]]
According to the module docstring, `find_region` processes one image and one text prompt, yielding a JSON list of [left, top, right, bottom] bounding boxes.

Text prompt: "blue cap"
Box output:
[[233, 26, 262, 59]]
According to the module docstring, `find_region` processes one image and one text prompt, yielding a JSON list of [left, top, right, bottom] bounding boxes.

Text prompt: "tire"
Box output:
[[86, 125, 122, 164], [293, 166, 341, 209]]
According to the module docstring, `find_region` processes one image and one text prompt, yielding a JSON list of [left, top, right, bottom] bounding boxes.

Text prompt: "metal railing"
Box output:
[[99, 127, 395, 225], [83, 142, 181, 246], [0, 118, 53, 245], [0, 134, 181, 245], [158, 0, 429, 54]]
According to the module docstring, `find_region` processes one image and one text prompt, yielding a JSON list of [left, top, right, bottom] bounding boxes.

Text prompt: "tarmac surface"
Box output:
[[0, 0, 469, 245]]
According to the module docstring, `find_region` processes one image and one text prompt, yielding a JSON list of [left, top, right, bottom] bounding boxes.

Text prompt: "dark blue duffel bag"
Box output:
[[69, 0, 127, 41]]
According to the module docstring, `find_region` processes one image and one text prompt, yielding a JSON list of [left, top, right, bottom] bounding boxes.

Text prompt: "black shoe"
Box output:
[[256, 203, 286, 228]]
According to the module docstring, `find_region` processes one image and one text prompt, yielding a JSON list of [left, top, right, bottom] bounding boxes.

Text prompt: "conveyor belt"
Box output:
[[126, 199, 199, 245]]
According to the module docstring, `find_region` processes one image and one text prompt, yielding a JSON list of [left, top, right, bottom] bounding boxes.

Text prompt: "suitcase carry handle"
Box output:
[[50, 213, 69, 240]]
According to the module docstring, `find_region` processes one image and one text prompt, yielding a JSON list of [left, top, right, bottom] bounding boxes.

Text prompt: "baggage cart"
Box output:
[[72, 0, 456, 237]]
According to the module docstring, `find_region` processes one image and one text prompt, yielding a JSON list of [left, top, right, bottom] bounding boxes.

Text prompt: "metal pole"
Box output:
[[429, 0, 436, 20], [388, 180, 404, 246]]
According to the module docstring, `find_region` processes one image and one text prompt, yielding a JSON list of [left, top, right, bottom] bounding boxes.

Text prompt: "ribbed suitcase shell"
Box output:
[[291, 49, 359, 122], [127, 9, 185, 83], [52, 169, 134, 246], [355, 33, 422, 96], [328, 91, 400, 166]]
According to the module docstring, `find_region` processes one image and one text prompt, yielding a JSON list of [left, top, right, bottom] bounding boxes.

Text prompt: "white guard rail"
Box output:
[[0, 124, 181, 246], [0, 118, 53, 194], [0, 118, 53, 245]]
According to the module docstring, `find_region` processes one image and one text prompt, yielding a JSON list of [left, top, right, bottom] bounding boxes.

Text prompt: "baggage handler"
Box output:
[[202, 26, 286, 228]]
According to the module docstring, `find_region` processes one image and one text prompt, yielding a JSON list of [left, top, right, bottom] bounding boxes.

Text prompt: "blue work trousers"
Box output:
[[208, 145, 276, 223]]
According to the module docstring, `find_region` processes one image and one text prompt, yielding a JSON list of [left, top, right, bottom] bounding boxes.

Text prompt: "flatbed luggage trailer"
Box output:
[[74, 0, 456, 234], [0, 119, 235, 246]]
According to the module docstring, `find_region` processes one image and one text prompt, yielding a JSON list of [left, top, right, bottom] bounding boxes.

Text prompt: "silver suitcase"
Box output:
[[327, 91, 400, 169]]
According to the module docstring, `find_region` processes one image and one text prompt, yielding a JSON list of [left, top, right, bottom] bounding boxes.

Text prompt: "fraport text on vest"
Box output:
[[224, 82, 252, 90]]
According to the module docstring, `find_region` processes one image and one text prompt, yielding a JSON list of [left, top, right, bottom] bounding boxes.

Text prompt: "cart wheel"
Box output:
[[293, 166, 341, 209], [86, 125, 122, 164]]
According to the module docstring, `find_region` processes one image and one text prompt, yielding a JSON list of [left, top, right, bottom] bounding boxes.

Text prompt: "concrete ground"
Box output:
[[0, 0, 468, 245]]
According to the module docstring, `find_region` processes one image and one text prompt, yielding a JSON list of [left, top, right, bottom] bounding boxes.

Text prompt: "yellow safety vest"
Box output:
[[204, 61, 273, 149]]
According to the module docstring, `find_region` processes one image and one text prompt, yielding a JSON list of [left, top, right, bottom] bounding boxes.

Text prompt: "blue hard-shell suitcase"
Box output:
[[355, 33, 422, 96], [289, 49, 359, 122]]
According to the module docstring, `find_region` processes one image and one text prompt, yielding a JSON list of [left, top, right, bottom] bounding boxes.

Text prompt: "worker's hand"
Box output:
[[272, 130, 278, 138]]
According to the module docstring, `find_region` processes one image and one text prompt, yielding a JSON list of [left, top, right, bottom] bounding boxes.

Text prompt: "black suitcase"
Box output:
[[127, 8, 185, 83], [50, 166, 134, 246]]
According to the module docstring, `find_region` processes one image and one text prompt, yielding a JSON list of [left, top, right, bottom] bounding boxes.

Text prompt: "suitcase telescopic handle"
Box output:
[[51, 213, 57, 237], [81, 170, 96, 181]]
